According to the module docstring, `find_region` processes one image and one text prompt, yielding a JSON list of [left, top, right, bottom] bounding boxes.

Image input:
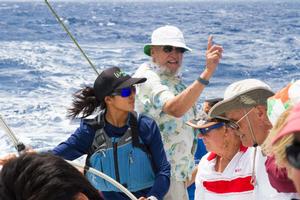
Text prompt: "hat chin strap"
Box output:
[[244, 110, 258, 147], [244, 111, 258, 186]]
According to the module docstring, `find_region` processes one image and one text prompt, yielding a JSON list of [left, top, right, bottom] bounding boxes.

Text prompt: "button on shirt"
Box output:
[[134, 61, 197, 181]]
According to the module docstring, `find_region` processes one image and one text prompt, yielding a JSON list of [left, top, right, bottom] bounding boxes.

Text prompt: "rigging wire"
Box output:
[[43, 2, 138, 199], [45, 0, 99, 75]]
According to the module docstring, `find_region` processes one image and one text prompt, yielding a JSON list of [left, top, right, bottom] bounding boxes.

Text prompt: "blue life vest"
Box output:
[[84, 111, 155, 192]]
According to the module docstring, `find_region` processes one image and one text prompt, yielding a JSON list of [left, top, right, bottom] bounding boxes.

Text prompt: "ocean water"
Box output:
[[0, 0, 299, 154]]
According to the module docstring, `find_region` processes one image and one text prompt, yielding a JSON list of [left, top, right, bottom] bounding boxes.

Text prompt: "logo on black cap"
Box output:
[[114, 71, 127, 78]]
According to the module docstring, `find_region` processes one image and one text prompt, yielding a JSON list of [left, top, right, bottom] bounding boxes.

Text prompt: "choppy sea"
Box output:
[[0, 0, 299, 154]]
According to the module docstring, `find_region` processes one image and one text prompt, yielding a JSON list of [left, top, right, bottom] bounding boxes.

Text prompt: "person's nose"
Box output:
[[129, 90, 135, 99]]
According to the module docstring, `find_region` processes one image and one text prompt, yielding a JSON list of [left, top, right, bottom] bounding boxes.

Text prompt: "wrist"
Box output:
[[201, 67, 214, 79], [197, 76, 209, 86]]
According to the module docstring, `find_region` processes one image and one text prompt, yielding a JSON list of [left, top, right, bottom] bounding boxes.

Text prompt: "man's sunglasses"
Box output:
[[162, 45, 186, 54], [111, 85, 136, 98], [286, 140, 300, 169], [195, 122, 225, 135], [224, 108, 255, 130]]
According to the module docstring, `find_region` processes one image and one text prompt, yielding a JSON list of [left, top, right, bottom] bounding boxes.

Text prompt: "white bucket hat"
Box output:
[[144, 25, 192, 56], [209, 79, 274, 118]]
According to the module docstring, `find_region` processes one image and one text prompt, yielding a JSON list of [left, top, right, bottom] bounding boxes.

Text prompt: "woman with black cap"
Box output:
[[52, 67, 170, 200]]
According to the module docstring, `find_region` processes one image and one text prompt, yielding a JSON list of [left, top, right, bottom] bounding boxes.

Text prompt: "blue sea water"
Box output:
[[0, 0, 299, 155]]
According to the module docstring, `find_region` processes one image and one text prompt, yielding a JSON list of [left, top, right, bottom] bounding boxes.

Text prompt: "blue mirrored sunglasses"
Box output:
[[111, 85, 136, 98], [195, 122, 225, 135]]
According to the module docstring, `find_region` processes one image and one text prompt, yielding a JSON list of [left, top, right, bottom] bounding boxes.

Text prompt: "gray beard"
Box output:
[[152, 61, 181, 76]]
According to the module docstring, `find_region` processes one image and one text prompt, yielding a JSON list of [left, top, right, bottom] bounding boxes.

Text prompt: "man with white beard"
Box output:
[[134, 25, 223, 200]]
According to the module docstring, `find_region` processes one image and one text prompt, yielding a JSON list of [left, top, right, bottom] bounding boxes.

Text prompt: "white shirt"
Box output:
[[195, 146, 254, 200]]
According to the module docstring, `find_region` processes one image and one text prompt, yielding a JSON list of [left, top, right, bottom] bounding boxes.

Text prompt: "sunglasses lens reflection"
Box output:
[[112, 86, 136, 97], [120, 88, 131, 97]]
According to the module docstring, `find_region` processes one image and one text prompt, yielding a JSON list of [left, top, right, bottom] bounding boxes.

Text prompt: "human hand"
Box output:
[[204, 35, 223, 78]]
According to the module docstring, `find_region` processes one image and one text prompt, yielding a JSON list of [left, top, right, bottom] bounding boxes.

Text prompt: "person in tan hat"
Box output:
[[134, 25, 223, 199], [208, 78, 295, 200]]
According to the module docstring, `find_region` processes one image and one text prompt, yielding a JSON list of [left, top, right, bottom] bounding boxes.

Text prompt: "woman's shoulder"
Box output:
[[138, 113, 157, 126]]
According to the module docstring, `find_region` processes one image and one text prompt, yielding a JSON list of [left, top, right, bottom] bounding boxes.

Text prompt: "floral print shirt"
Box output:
[[134, 61, 197, 181]]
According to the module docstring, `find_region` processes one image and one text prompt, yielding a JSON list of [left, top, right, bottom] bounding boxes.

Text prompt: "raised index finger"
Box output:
[[207, 35, 213, 50]]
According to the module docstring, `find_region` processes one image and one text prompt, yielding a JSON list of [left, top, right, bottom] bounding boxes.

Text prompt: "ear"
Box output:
[[255, 105, 272, 128], [223, 126, 229, 136], [150, 46, 155, 56], [151, 46, 158, 62], [104, 96, 113, 105]]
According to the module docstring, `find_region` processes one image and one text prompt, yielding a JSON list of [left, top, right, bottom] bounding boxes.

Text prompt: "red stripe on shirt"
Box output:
[[203, 176, 254, 194]]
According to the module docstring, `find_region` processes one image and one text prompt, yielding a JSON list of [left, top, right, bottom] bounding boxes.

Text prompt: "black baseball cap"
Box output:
[[93, 67, 146, 101]]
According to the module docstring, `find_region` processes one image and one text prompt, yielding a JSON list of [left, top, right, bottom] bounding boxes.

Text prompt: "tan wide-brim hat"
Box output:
[[186, 118, 219, 129], [209, 79, 274, 118], [144, 25, 192, 56]]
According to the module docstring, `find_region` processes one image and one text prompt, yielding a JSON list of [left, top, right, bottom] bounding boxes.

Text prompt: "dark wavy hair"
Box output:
[[67, 86, 106, 119], [0, 153, 103, 200]]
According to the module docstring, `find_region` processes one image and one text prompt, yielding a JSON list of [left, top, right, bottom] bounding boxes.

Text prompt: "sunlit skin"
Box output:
[[151, 46, 184, 74], [185, 100, 218, 187], [198, 126, 240, 172], [105, 88, 135, 127], [225, 106, 272, 147], [108, 91, 135, 113], [198, 126, 226, 153]]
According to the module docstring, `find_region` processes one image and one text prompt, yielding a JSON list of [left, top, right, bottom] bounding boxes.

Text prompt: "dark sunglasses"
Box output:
[[195, 122, 225, 135], [286, 140, 300, 169], [162, 45, 186, 54], [111, 85, 136, 98]]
